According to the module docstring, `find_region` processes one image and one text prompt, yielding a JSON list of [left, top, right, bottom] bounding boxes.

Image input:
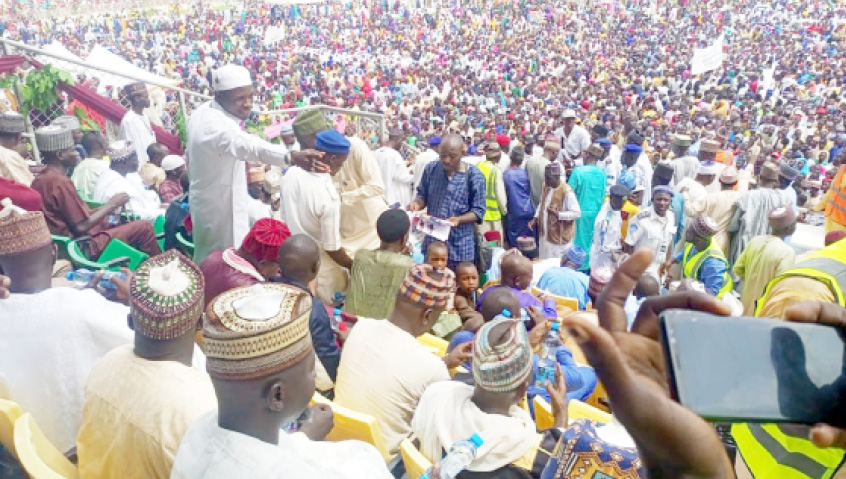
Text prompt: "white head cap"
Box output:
[[562, 109, 577, 119], [213, 65, 253, 92], [161, 155, 186, 171]]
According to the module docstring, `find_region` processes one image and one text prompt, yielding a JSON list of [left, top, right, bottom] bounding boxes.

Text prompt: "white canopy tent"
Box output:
[[85, 45, 181, 88]]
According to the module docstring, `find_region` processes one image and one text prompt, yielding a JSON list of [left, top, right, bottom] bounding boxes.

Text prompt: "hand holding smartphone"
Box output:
[[660, 309, 846, 426]]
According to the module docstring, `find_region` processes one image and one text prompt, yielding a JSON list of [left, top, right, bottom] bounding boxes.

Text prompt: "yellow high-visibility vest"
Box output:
[[755, 239, 846, 316], [732, 423, 845, 479], [736, 240, 846, 479], [681, 238, 733, 298], [477, 160, 503, 222]]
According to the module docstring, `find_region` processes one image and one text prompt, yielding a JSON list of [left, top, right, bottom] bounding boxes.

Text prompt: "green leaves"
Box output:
[[4, 65, 76, 121]]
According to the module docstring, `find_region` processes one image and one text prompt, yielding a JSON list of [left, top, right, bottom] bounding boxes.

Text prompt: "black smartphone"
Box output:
[[659, 309, 846, 426]]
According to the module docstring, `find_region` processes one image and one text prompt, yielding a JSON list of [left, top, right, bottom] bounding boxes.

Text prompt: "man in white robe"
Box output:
[[412, 137, 441, 194], [120, 82, 157, 166], [281, 129, 354, 304], [170, 282, 392, 479], [187, 65, 316, 263], [93, 141, 162, 221], [0, 204, 133, 453], [374, 129, 413, 207]]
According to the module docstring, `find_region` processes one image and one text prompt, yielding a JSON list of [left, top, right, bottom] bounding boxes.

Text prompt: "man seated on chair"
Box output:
[[199, 218, 291, 307], [77, 250, 216, 479], [344, 208, 414, 319], [92, 140, 163, 221], [412, 316, 567, 478], [334, 263, 474, 458], [71, 131, 109, 200], [0, 201, 132, 453], [535, 246, 591, 310], [30, 125, 161, 258], [449, 287, 597, 403], [170, 282, 393, 479], [273, 234, 343, 387]]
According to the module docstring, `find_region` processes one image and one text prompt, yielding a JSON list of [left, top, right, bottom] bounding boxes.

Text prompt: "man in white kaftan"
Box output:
[[120, 83, 157, 166], [171, 413, 393, 479], [188, 66, 294, 263], [0, 288, 133, 452]]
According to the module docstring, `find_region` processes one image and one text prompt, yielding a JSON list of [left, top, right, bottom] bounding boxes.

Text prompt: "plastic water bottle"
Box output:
[[420, 433, 484, 479], [534, 322, 561, 388], [331, 308, 343, 332], [107, 209, 121, 226], [66, 269, 126, 290]]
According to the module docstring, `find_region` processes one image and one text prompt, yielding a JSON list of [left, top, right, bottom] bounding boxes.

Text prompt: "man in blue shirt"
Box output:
[[535, 246, 591, 310], [409, 134, 486, 271], [503, 146, 535, 247]]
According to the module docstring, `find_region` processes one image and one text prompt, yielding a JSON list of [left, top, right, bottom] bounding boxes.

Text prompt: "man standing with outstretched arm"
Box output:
[[188, 65, 320, 262]]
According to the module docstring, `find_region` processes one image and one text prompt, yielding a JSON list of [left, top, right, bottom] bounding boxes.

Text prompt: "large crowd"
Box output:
[[1, 0, 846, 478]]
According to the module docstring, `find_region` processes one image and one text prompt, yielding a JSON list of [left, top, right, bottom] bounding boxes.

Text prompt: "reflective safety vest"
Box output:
[[681, 238, 733, 298], [824, 165, 846, 228], [732, 423, 846, 479], [477, 160, 503, 222], [737, 240, 846, 479], [755, 238, 846, 317]]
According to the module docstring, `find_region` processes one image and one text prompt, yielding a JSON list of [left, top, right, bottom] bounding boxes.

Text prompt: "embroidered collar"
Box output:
[[222, 248, 264, 281]]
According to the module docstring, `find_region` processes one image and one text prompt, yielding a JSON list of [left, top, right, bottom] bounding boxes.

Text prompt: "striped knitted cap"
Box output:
[[472, 316, 533, 393], [398, 263, 456, 309], [130, 250, 204, 340], [204, 283, 313, 381]]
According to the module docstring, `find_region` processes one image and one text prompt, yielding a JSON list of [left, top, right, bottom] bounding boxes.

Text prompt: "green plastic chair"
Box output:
[[67, 237, 149, 271], [176, 231, 194, 257], [153, 215, 166, 250], [51, 235, 73, 261]]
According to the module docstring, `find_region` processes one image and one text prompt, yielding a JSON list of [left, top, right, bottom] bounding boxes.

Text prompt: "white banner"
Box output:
[[690, 37, 724, 76]]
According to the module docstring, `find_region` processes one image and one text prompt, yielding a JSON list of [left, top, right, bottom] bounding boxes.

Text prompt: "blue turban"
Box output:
[[429, 136, 442, 147], [315, 129, 351, 155], [597, 138, 612, 147], [624, 143, 643, 153], [565, 245, 587, 267]]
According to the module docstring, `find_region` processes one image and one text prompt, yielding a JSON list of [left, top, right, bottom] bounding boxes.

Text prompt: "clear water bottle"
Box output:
[[331, 307, 343, 332], [66, 269, 126, 290], [421, 433, 484, 479], [534, 321, 561, 388], [107, 206, 122, 226]]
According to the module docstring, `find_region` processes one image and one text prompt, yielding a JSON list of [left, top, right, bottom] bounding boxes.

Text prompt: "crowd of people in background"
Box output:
[[2, 0, 846, 478]]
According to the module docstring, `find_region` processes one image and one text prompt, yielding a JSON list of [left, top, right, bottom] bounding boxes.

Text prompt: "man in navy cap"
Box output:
[[622, 143, 652, 206], [280, 129, 353, 303], [596, 137, 620, 193]]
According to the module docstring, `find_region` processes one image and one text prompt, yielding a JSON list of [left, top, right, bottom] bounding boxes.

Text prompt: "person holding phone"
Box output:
[[543, 250, 735, 479]]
